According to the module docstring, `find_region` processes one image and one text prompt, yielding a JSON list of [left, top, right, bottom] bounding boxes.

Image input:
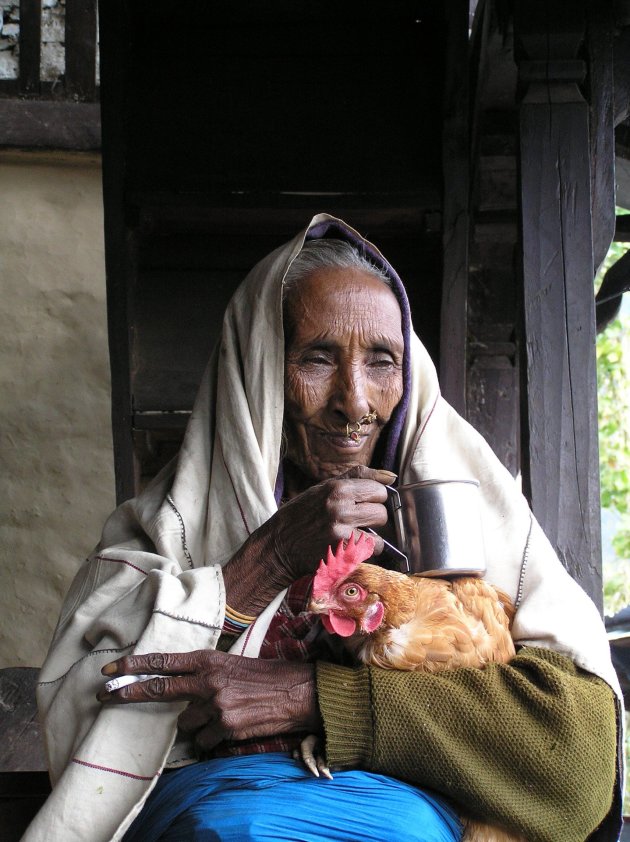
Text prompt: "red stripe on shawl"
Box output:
[[95, 556, 148, 576], [416, 391, 440, 442], [217, 433, 252, 536], [72, 757, 159, 781]]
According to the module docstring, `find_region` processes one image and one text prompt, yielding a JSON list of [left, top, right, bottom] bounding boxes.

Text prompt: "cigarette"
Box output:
[[104, 674, 161, 693]]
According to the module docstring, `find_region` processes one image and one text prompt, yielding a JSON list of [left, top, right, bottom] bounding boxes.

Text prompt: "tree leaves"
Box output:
[[596, 238, 630, 614]]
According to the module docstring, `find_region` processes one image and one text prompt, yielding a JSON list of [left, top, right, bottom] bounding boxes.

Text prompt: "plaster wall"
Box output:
[[0, 153, 115, 667]]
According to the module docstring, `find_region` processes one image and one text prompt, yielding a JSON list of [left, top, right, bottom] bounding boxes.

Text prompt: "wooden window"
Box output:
[[0, 0, 100, 149]]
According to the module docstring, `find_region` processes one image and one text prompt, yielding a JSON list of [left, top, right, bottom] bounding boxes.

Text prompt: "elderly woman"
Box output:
[[24, 215, 621, 841]]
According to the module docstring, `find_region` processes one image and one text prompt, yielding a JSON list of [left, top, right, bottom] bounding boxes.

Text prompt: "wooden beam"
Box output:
[[587, 0, 616, 273], [65, 0, 98, 101], [439, 0, 470, 416], [516, 0, 604, 606], [0, 100, 101, 149], [18, 0, 41, 96], [99, 0, 137, 503], [467, 3, 520, 476]]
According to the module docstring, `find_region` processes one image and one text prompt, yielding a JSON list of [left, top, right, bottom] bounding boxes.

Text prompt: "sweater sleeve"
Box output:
[[315, 646, 618, 842]]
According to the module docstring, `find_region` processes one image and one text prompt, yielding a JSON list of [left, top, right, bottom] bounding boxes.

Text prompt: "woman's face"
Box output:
[[283, 265, 404, 483]]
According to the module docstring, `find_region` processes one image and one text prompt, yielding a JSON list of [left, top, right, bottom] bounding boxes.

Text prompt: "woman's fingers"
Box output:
[[340, 465, 397, 485], [102, 651, 198, 678], [333, 478, 389, 505], [194, 722, 228, 752], [357, 528, 384, 556], [323, 479, 389, 529], [177, 699, 215, 733], [98, 650, 224, 703], [98, 673, 197, 704], [177, 701, 229, 752]]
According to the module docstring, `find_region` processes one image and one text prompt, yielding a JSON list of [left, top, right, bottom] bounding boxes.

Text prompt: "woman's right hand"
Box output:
[[221, 465, 394, 616], [269, 465, 394, 582]]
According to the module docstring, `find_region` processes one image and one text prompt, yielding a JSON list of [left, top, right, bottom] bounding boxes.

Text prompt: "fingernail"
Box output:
[[376, 470, 397, 481], [102, 662, 118, 676]]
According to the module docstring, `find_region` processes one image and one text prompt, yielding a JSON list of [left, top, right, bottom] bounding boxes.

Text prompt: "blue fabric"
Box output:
[[123, 753, 462, 842]]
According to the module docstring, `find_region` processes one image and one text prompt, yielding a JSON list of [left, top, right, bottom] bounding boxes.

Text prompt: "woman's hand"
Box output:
[[222, 465, 395, 615], [270, 465, 394, 581], [98, 650, 322, 753]]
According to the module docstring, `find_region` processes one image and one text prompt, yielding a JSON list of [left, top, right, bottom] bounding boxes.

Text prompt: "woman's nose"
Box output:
[[331, 364, 371, 422]]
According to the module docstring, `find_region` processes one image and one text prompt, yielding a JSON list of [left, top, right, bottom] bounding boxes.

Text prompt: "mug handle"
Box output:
[[364, 528, 410, 574]]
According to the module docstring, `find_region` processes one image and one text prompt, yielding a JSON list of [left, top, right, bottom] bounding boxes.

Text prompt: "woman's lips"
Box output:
[[320, 431, 368, 449]]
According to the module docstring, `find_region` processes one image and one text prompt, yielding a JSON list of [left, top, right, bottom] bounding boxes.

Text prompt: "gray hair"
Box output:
[[282, 238, 392, 297]]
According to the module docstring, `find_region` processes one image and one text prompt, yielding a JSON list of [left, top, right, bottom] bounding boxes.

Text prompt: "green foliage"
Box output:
[[603, 562, 630, 617], [596, 237, 630, 616], [597, 318, 630, 521], [596, 218, 630, 812], [612, 520, 630, 559]]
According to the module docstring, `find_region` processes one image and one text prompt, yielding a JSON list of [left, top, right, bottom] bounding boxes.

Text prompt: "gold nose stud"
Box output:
[[345, 421, 362, 441], [345, 411, 378, 441]]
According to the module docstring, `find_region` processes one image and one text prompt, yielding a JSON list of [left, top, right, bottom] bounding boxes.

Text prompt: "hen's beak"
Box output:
[[309, 594, 345, 617]]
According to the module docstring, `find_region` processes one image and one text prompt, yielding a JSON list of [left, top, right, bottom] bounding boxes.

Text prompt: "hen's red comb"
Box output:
[[312, 531, 375, 599]]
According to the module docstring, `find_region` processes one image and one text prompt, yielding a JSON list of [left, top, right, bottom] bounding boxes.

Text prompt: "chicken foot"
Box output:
[[294, 733, 334, 780]]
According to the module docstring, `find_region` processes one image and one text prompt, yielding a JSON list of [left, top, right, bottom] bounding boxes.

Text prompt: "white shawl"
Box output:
[[23, 213, 622, 842]]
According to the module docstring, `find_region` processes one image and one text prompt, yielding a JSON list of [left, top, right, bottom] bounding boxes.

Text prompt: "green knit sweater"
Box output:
[[316, 646, 618, 841]]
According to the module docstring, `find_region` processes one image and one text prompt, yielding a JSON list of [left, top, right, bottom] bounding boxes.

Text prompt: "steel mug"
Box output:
[[369, 479, 486, 577]]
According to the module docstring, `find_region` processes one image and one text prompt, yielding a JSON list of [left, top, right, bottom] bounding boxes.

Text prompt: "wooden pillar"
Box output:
[[65, 0, 98, 101], [515, 1, 604, 605], [99, 0, 138, 504], [440, 0, 470, 416], [18, 0, 41, 96], [467, 0, 520, 477]]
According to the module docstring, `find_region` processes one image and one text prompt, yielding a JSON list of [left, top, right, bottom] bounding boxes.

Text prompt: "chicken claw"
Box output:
[[295, 734, 334, 780]]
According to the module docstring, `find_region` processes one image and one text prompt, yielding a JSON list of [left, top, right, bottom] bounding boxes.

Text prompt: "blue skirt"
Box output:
[[123, 753, 462, 842]]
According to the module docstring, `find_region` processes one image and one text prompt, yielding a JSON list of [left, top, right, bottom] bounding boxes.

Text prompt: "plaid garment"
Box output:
[[211, 575, 341, 757]]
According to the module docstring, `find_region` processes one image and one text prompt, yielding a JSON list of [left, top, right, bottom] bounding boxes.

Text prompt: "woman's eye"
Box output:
[[368, 357, 395, 370], [303, 353, 332, 365]]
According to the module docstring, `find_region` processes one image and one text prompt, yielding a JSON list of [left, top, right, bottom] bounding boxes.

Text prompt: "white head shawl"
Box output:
[[28, 213, 622, 842]]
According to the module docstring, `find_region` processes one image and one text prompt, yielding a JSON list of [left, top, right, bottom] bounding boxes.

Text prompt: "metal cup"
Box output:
[[380, 479, 486, 577]]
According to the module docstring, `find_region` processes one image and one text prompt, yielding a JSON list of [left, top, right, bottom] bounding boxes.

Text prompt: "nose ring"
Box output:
[[345, 411, 378, 442], [346, 421, 362, 441]]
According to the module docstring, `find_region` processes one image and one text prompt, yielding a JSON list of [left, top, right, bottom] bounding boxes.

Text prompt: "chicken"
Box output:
[[304, 531, 525, 842], [309, 531, 515, 672]]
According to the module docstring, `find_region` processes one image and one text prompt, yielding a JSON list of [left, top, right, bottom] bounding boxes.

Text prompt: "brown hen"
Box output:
[[306, 531, 526, 842]]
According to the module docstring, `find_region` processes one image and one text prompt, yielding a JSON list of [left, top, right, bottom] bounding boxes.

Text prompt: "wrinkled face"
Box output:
[[283, 266, 404, 482]]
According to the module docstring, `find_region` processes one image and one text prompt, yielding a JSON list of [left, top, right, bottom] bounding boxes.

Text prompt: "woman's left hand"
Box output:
[[98, 650, 322, 752]]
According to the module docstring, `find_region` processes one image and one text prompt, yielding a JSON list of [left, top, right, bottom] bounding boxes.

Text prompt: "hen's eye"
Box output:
[[345, 586, 359, 597]]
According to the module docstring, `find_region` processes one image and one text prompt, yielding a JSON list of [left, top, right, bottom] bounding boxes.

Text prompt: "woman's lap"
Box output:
[[124, 753, 462, 842]]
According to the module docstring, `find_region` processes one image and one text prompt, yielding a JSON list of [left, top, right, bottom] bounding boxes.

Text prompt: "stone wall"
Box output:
[[0, 152, 114, 667], [1, 0, 69, 82], [0, 2, 20, 80], [1, 0, 99, 85]]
